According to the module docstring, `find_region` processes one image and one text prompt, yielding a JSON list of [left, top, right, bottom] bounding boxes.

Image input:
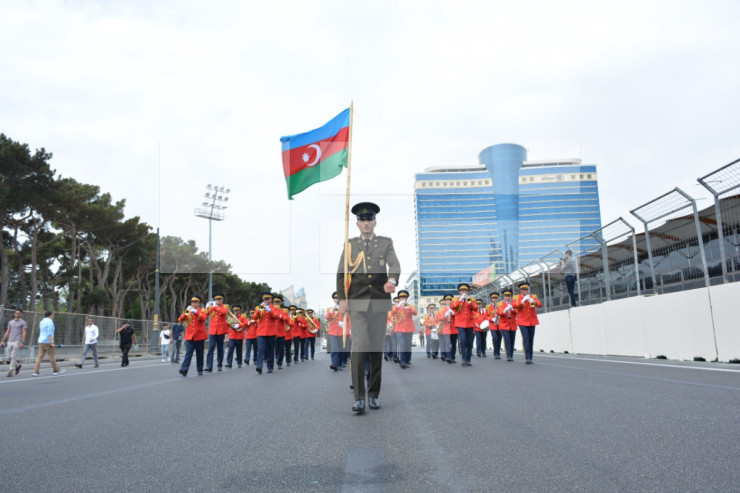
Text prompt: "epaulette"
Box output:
[[376, 235, 392, 241]]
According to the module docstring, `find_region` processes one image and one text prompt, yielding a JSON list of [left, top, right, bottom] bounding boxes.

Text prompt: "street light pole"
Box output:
[[195, 185, 230, 303]]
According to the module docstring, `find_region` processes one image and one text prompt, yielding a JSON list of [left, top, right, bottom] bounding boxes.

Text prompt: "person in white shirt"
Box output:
[[159, 323, 171, 362], [75, 317, 100, 369]]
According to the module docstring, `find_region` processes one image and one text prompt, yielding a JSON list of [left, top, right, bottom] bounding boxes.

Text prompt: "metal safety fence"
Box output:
[[0, 308, 160, 365], [474, 158, 740, 312]]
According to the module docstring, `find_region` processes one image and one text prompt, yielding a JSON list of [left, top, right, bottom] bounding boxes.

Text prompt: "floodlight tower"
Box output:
[[194, 184, 230, 302]]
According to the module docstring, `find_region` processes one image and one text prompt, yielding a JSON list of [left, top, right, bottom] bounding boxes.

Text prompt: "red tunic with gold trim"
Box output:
[[391, 303, 417, 333], [512, 294, 541, 326], [228, 313, 247, 340], [450, 296, 476, 328], [307, 317, 320, 338], [207, 304, 230, 336], [178, 308, 208, 341], [326, 307, 342, 337], [496, 301, 518, 332]]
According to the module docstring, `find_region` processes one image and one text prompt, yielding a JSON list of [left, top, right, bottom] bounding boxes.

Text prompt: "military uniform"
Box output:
[[336, 202, 401, 412]]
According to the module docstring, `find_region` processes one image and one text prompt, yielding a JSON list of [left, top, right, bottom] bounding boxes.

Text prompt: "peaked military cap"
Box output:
[[351, 202, 380, 220]]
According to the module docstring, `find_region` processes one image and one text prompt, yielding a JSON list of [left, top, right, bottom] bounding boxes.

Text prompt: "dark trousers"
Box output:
[[566, 274, 577, 306], [418, 332, 425, 347], [275, 337, 285, 366], [227, 338, 243, 366], [171, 339, 183, 362], [257, 335, 276, 370], [120, 342, 132, 366], [180, 339, 205, 374], [457, 327, 474, 362], [449, 333, 458, 361], [348, 308, 386, 400], [425, 334, 432, 355], [206, 334, 225, 369], [430, 336, 439, 356], [491, 330, 502, 357], [329, 335, 343, 367], [388, 332, 398, 360], [397, 331, 412, 365], [501, 330, 516, 359], [475, 331, 488, 356], [519, 325, 536, 361], [291, 338, 300, 362], [307, 337, 316, 359], [244, 338, 257, 363]]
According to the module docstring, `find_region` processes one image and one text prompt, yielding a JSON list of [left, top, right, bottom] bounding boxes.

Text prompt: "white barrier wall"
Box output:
[[534, 283, 740, 362]]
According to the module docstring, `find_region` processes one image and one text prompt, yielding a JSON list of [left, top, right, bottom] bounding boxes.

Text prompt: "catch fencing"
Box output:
[[477, 158, 740, 312]]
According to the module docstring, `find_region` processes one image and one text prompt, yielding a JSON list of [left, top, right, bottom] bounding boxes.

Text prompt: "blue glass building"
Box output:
[[414, 144, 601, 306]]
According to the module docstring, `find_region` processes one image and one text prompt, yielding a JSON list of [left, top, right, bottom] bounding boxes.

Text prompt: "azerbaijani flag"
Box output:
[[280, 108, 350, 199]]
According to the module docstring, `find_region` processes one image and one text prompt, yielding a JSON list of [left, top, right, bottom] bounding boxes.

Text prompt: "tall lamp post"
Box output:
[[195, 184, 230, 302]]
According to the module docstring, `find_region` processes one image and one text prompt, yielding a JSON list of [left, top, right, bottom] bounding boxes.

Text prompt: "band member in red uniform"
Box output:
[[513, 282, 542, 364], [436, 295, 456, 364], [326, 292, 343, 371], [486, 292, 502, 359], [225, 304, 246, 368], [474, 299, 488, 357], [305, 309, 319, 360], [451, 283, 477, 367], [391, 290, 417, 368], [244, 308, 258, 365], [178, 295, 208, 377], [275, 297, 289, 370], [296, 308, 309, 362], [205, 294, 229, 372], [256, 292, 284, 374], [386, 296, 399, 363], [283, 305, 296, 367], [496, 289, 518, 361], [422, 303, 437, 358]]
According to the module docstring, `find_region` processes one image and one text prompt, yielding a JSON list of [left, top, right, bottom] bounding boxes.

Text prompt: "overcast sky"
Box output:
[[2, 0, 739, 311]]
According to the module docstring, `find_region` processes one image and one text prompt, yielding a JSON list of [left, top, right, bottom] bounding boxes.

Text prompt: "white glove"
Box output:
[[206, 300, 214, 308], [190, 307, 197, 314], [338, 321, 344, 328], [446, 308, 453, 317], [397, 301, 404, 308], [459, 293, 467, 300], [522, 295, 531, 303], [504, 306, 512, 313], [232, 323, 240, 329]]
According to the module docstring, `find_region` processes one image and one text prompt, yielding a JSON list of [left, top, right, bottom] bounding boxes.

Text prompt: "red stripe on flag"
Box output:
[[282, 126, 350, 178]]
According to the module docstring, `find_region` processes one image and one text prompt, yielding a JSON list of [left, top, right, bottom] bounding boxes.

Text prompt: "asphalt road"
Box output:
[[1, 349, 738, 492]]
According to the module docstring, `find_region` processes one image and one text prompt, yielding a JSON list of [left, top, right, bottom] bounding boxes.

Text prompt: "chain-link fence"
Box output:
[[474, 158, 740, 312], [1, 307, 162, 365]]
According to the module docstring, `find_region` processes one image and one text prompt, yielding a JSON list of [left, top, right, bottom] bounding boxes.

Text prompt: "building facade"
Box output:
[[414, 143, 601, 306]]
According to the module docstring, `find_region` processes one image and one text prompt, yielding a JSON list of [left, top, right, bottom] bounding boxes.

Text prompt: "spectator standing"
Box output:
[[75, 317, 99, 368], [1, 308, 27, 377], [115, 321, 137, 367], [159, 323, 171, 362], [33, 311, 64, 376], [170, 322, 184, 364], [561, 249, 578, 307]]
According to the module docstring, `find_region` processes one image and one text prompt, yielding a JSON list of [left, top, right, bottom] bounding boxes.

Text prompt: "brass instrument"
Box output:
[[226, 309, 242, 331], [307, 315, 319, 334]]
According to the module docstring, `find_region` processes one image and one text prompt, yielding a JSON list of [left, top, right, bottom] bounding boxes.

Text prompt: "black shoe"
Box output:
[[330, 365, 337, 371], [477, 354, 481, 357], [432, 355, 437, 359], [225, 365, 232, 369], [277, 366, 283, 370], [179, 369, 187, 377], [384, 355, 388, 361], [256, 367, 262, 374], [75, 363, 82, 368], [267, 369, 273, 373], [352, 400, 365, 413], [205, 368, 213, 373], [198, 371, 203, 376], [244, 359, 249, 365], [526, 360, 533, 364], [507, 358, 513, 362], [400, 364, 407, 369], [427, 354, 431, 358], [368, 398, 380, 410], [449, 360, 456, 364], [217, 367, 222, 372], [483, 354, 487, 357], [441, 357, 446, 362]]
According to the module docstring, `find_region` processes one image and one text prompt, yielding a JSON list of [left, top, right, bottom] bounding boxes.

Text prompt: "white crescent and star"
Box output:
[[301, 144, 322, 167]]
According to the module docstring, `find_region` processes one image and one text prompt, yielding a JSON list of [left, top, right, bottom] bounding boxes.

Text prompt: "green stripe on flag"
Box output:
[[286, 149, 348, 199]]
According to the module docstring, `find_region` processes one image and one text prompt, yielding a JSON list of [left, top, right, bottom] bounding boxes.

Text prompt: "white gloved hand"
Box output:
[[522, 295, 531, 303], [504, 306, 512, 313], [232, 323, 240, 329], [338, 321, 344, 328], [206, 301, 214, 308], [265, 306, 271, 313], [190, 307, 197, 314]]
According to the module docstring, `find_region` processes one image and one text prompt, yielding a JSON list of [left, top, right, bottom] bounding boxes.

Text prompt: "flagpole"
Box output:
[[342, 102, 354, 346]]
